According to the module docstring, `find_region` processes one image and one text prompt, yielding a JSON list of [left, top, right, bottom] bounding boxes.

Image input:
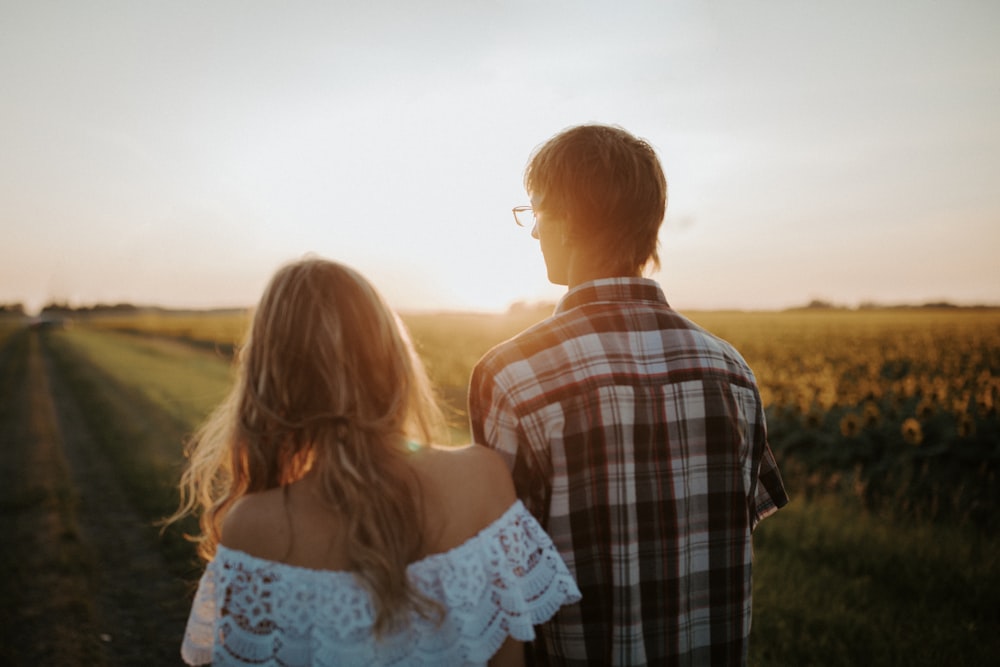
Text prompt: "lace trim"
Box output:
[[181, 500, 580, 666]]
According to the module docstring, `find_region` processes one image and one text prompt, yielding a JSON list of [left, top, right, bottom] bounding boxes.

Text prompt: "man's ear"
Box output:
[[557, 216, 572, 246]]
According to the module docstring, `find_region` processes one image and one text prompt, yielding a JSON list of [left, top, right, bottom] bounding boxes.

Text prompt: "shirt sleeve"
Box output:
[[469, 360, 552, 523], [752, 441, 788, 529], [180, 565, 217, 665], [469, 359, 520, 467], [749, 395, 789, 530]]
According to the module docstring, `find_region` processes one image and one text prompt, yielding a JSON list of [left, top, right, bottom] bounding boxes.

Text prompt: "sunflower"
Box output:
[[863, 401, 881, 428], [956, 413, 976, 439], [976, 390, 994, 415], [840, 412, 861, 438], [901, 417, 923, 446]]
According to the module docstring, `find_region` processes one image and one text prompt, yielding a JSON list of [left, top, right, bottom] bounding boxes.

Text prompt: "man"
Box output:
[[469, 124, 788, 666]]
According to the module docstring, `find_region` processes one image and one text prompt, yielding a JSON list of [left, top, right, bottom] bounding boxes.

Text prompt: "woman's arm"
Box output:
[[489, 637, 524, 667]]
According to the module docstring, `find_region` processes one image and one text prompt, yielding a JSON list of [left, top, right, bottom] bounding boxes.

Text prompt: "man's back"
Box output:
[[470, 278, 787, 666]]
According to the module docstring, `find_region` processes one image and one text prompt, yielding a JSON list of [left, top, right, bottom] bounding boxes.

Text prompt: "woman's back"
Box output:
[[219, 444, 516, 569], [182, 445, 579, 666], [172, 258, 580, 666]]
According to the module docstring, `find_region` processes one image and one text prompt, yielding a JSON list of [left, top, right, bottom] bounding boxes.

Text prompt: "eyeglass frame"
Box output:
[[512, 205, 535, 228]]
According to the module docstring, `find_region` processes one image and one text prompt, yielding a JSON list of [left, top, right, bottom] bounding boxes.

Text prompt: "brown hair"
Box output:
[[169, 256, 446, 635], [525, 123, 667, 274]]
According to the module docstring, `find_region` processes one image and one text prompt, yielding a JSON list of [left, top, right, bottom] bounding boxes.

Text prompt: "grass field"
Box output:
[[0, 315, 24, 349], [8, 306, 998, 664]]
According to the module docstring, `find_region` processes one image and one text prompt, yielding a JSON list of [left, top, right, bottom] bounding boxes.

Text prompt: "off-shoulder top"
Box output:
[[181, 500, 581, 666]]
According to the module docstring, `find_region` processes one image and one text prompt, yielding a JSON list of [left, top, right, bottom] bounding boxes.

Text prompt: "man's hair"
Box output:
[[525, 124, 667, 274]]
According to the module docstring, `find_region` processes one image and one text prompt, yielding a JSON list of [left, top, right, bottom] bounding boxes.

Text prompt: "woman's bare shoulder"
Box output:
[[219, 488, 290, 559], [415, 444, 517, 552], [426, 444, 516, 505]]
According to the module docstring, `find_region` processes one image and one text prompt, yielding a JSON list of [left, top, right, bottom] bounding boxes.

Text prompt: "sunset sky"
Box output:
[[2, 1, 998, 315]]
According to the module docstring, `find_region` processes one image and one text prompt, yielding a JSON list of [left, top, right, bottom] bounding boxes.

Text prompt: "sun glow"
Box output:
[[1, 2, 998, 314]]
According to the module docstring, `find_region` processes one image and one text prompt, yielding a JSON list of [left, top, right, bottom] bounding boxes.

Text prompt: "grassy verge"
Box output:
[[0, 315, 25, 348], [750, 495, 999, 666], [40, 328, 233, 577], [54, 326, 235, 427], [404, 309, 552, 442]]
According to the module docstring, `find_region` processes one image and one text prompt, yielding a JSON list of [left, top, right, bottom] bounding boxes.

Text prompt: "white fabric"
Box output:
[[181, 500, 581, 666]]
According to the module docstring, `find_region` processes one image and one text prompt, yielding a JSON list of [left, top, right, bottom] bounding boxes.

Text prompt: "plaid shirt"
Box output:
[[469, 278, 788, 666]]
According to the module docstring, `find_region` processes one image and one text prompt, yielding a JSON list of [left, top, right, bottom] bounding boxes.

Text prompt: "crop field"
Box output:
[[0, 306, 997, 664], [0, 316, 21, 349]]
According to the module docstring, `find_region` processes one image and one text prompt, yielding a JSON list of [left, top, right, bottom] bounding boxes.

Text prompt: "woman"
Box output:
[[169, 256, 580, 666]]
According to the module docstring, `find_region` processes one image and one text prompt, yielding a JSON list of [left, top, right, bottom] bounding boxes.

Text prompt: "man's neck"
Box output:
[[565, 255, 641, 290]]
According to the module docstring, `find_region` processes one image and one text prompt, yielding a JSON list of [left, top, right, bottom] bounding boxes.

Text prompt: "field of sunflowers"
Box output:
[[688, 308, 999, 530], [80, 305, 999, 529]]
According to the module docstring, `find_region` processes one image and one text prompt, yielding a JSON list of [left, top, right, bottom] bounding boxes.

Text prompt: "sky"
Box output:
[[2, 0, 998, 315]]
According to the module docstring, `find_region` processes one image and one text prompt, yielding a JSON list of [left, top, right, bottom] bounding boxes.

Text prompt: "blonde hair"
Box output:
[[170, 256, 447, 634]]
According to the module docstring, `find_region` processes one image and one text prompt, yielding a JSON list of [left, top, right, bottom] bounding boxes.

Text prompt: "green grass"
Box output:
[[81, 308, 250, 350], [403, 309, 552, 441], [55, 326, 234, 427], [0, 316, 25, 349], [40, 316, 1000, 665], [0, 329, 106, 665], [40, 328, 234, 576], [750, 495, 999, 666]]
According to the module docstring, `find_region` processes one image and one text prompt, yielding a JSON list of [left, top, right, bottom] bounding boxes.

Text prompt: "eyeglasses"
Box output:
[[512, 205, 535, 228]]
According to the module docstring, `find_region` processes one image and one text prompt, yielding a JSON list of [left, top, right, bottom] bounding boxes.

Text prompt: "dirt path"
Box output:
[[0, 330, 190, 665]]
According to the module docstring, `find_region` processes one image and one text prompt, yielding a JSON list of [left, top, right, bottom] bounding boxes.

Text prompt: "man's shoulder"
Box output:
[[676, 320, 756, 376], [474, 312, 565, 370], [476, 298, 682, 370]]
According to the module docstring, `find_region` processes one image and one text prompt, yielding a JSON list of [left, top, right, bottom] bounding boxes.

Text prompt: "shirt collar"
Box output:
[[555, 277, 669, 314]]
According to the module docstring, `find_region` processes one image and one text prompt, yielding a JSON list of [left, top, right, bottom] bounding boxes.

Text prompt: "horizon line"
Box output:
[[6, 298, 1000, 319]]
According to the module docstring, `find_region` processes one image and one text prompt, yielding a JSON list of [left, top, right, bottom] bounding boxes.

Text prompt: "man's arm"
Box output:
[[750, 398, 789, 530], [468, 360, 551, 523]]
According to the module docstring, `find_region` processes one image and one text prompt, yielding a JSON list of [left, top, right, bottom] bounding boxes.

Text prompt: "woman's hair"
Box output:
[[169, 256, 447, 635], [525, 123, 667, 275]]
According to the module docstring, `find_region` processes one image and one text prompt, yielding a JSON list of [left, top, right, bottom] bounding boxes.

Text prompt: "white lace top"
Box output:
[[181, 500, 581, 666]]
